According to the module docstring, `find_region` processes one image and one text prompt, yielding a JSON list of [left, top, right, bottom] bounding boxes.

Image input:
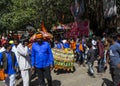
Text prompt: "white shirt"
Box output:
[[0, 47, 5, 52], [12, 45, 19, 61], [17, 43, 31, 70], [12, 44, 31, 70]]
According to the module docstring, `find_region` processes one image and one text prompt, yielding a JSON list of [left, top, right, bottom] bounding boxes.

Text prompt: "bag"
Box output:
[[0, 69, 7, 80]]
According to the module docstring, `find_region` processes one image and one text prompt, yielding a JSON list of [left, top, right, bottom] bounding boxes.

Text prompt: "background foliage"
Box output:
[[0, 0, 119, 32], [0, 0, 73, 31]]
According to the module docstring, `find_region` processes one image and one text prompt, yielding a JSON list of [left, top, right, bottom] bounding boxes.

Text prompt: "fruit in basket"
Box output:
[[64, 49, 68, 54], [60, 62, 62, 66], [53, 48, 74, 70]]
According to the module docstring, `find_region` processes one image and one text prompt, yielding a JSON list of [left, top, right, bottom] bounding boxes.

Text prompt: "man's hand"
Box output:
[[14, 66, 18, 72], [5, 73, 8, 78], [97, 56, 101, 60], [104, 63, 107, 67], [117, 64, 120, 69], [50, 65, 53, 71], [31, 66, 35, 74]]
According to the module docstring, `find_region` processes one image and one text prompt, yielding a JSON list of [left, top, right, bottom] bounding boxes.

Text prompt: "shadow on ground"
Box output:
[[30, 79, 61, 86], [54, 66, 76, 75], [102, 78, 113, 86], [52, 80, 61, 86], [16, 74, 61, 86]]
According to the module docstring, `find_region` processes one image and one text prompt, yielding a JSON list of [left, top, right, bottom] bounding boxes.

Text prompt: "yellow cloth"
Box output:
[[64, 48, 68, 54]]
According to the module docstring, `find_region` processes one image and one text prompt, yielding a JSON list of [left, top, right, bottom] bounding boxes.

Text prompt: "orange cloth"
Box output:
[[70, 41, 76, 50], [79, 44, 84, 52], [36, 34, 43, 39], [41, 22, 47, 32], [28, 43, 32, 50], [0, 69, 7, 80]]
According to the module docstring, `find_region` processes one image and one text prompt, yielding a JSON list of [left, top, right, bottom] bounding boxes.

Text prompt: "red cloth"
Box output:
[[1, 39, 7, 46], [97, 41, 104, 58], [64, 21, 89, 38]]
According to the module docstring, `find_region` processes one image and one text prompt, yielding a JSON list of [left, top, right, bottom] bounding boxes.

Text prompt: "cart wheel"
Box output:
[[71, 66, 76, 73]]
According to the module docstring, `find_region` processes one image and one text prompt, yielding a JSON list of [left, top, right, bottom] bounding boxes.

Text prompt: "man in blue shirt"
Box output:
[[1, 43, 17, 86], [31, 33, 54, 86], [107, 35, 120, 86]]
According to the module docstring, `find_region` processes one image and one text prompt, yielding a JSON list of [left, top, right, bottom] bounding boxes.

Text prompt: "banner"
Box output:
[[103, 0, 117, 18], [64, 20, 89, 38]]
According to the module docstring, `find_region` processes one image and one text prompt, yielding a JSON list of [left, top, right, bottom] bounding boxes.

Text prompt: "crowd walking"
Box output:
[[0, 32, 120, 86]]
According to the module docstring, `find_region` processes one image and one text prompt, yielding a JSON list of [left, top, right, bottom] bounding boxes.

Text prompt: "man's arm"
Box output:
[[0, 53, 2, 66], [48, 43, 54, 66], [116, 45, 120, 68], [31, 44, 35, 67], [14, 53, 18, 67], [17, 44, 28, 57], [105, 50, 110, 66]]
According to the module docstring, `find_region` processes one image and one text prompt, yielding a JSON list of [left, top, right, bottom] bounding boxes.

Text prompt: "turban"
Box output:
[[36, 33, 43, 39]]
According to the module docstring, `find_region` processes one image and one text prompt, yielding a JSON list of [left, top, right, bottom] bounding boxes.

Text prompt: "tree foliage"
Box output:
[[0, 0, 119, 31], [0, 0, 73, 31]]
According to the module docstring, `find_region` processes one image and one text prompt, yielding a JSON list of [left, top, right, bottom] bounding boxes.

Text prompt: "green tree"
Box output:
[[0, 0, 73, 31], [0, 0, 38, 30]]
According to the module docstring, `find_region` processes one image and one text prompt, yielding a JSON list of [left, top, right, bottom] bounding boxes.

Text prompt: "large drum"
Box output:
[[52, 48, 74, 71]]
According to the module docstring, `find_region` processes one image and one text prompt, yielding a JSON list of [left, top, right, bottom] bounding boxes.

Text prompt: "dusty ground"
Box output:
[[0, 62, 113, 86]]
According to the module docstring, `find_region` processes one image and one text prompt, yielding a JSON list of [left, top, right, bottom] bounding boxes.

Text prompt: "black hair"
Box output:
[[4, 43, 11, 49], [14, 39, 19, 43], [97, 36, 101, 40], [117, 33, 120, 38], [87, 44, 92, 48], [23, 39, 29, 45], [110, 34, 117, 41], [87, 41, 92, 48]]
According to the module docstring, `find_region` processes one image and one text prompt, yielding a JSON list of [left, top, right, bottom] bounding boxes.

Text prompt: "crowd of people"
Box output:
[[0, 32, 54, 86], [0, 31, 120, 86], [54, 33, 120, 86]]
